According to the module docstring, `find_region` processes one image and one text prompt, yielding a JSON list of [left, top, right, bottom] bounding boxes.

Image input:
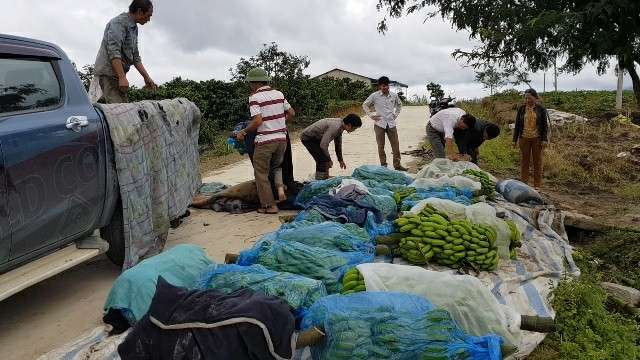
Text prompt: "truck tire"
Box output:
[[100, 199, 125, 267]]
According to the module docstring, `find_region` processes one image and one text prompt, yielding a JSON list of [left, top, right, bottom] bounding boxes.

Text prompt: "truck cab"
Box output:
[[0, 34, 120, 281]]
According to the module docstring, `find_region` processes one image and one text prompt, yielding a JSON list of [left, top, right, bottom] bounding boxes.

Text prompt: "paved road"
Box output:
[[0, 106, 428, 360]]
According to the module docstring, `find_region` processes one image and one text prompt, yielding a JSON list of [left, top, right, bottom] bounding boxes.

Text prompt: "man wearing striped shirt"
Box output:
[[237, 68, 295, 214]]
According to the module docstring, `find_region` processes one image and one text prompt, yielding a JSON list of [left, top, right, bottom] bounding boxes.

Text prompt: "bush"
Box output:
[[129, 76, 372, 146]]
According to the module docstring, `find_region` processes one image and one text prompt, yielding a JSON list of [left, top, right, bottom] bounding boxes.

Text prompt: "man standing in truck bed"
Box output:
[[93, 0, 157, 103]]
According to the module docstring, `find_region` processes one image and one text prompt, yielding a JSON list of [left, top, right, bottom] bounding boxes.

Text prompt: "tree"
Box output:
[[426, 82, 444, 100], [376, 0, 640, 107], [474, 65, 508, 95], [229, 42, 310, 83]]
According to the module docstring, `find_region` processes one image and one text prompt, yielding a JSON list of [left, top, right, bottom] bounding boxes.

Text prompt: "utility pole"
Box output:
[[616, 60, 624, 111], [543, 72, 546, 93], [553, 58, 558, 92]]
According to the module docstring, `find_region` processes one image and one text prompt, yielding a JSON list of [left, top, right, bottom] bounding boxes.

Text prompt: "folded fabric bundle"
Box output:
[[118, 278, 296, 360]]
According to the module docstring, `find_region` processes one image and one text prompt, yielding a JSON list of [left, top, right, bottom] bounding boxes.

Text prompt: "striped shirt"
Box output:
[[249, 86, 291, 144]]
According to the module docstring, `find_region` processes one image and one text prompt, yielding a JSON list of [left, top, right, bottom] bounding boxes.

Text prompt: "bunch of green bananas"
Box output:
[[393, 205, 500, 271], [341, 267, 366, 294], [392, 187, 417, 204], [462, 169, 496, 201], [505, 219, 522, 259]]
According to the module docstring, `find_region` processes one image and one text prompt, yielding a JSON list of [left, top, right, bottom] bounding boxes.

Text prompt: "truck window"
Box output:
[[0, 58, 62, 115]]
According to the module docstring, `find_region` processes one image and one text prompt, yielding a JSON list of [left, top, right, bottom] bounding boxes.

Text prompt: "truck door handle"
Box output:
[[66, 116, 89, 132]]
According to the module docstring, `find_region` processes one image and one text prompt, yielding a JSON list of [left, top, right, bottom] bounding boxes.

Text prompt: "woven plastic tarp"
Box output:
[[301, 291, 503, 360], [352, 165, 413, 185], [197, 264, 327, 326], [237, 235, 374, 294]]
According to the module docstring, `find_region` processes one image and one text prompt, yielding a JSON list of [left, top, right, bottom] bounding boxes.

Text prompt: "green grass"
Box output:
[[457, 100, 519, 177], [614, 183, 640, 202], [529, 239, 640, 359]]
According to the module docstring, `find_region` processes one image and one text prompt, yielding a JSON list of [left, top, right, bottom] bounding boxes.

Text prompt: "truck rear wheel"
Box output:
[[100, 199, 125, 267]]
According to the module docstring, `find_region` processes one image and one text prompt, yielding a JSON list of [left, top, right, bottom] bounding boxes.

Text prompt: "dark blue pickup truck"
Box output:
[[0, 34, 125, 275]]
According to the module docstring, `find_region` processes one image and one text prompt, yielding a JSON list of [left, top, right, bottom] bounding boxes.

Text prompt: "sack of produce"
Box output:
[[415, 158, 486, 180], [463, 169, 497, 201], [411, 175, 482, 193], [399, 186, 473, 211], [198, 264, 327, 325], [275, 222, 374, 254], [301, 291, 503, 360], [237, 235, 374, 294], [295, 177, 347, 206], [352, 165, 413, 185], [465, 203, 513, 260], [394, 205, 501, 271], [357, 263, 522, 352], [496, 179, 545, 205]]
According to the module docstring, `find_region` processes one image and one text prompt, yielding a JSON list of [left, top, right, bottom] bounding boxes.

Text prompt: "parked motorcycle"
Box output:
[[428, 91, 457, 116]]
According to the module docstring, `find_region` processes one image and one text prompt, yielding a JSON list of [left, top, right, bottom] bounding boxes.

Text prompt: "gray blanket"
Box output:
[[96, 98, 201, 269]]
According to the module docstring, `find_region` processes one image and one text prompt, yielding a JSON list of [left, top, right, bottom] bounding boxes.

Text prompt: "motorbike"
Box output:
[[428, 91, 457, 116]]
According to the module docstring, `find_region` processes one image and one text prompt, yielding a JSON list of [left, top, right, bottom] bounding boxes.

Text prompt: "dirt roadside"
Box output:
[[0, 107, 428, 360]]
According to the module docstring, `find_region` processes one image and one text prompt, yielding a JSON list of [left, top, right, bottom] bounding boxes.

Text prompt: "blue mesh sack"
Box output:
[[237, 237, 374, 294], [275, 222, 374, 254], [352, 165, 413, 185], [301, 292, 503, 360], [295, 177, 347, 206], [359, 179, 408, 194], [291, 209, 330, 224], [197, 264, 327, 325], [400, 186, 473, 211], [358, 193, 398, 221], [365, 212, 396, 239]]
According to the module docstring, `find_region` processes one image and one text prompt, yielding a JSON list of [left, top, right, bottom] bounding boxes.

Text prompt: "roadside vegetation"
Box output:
[[453, 91, 640, 359]]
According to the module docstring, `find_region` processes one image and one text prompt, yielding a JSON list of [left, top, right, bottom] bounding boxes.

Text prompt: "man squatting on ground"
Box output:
[[427, 107, 477, 160], [300, 114, 363, 180], [93, 0, 157, 104], [362, 76, 408, 171], [237, 68, 295, 214]]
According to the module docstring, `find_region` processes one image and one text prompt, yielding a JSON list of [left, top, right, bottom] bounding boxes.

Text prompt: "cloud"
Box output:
[[0, 0, 628, 99]]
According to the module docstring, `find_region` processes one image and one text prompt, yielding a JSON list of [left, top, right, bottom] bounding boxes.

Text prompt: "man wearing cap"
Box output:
[[93, 0, 157, 103], [237, 68, 295, 214], [362, 76, 407, 171]]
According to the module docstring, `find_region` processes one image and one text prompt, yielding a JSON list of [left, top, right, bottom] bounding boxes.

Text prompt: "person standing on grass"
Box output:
[[362, 76, 408, 171], [300, 114, 362, 180], [236, 68, 295, 214], [93, 0, 157, 103], [454, 120, 501, 164], [427, 107, 477, 160], [513, 88, 550, 190]]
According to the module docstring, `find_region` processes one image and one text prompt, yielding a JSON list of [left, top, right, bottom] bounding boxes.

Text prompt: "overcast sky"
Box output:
[[1, 0, 630, 99]]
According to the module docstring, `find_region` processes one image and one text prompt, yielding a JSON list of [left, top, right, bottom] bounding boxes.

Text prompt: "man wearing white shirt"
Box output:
[[427, 107, 476, 160], [362, 76, 407, 171]]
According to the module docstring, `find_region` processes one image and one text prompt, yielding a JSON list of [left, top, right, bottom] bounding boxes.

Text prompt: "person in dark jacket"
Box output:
[[513, 88, 550, 189], [454, 119, 501, 164]]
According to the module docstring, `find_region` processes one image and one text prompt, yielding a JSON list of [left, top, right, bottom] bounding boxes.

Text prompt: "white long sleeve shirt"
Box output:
[[428, 107, 466, 139], [362, 90, 402, 128]]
